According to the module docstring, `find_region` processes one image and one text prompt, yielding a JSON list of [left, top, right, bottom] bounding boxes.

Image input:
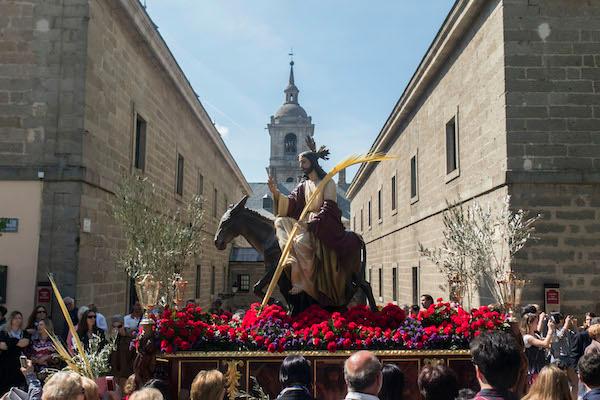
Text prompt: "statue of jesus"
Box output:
[[267, 137, 361, 307]]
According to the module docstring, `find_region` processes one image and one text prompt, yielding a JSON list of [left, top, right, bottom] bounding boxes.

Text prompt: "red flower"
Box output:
[[327, 341, 337, 353]]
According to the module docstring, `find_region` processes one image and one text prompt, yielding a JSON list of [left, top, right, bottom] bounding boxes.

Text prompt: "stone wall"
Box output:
[[0, 0, 89, 305], [350, 1, 507, 307], [503, 0, 600, 314], [77, 1, 247, 315]]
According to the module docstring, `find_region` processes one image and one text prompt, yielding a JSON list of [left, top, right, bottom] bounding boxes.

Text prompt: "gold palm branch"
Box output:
[[260, 152, 394, 309], [47, 273, 94, 378]]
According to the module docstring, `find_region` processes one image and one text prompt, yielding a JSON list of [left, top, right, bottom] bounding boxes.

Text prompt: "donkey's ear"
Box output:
[[233, 195, 249, 212]]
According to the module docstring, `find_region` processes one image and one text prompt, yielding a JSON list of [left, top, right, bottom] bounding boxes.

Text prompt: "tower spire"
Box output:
[[284, 50, 299, 104], [288, 49, 295, 85]]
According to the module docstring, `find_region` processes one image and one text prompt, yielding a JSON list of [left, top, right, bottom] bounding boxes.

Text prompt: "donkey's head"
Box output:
[[214, 195, 248, 250]]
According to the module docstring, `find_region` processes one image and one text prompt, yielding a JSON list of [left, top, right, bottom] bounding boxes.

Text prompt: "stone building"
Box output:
[[347, 0, 600, 314], [0, 0, 250, 321]]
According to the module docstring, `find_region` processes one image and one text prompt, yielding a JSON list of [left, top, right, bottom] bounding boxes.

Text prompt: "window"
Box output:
[[237, 274, 250, 292], [284, 133, 297, 155], [213, 188, 218, 217], [412, 266, 419, 306], [197, 172, 204, 195], [222, 266, 227, 293], [391, 175, 397, 211], [353, 215, 356, 231], [410, 154, 418, 201], [378, 268, 383, 298], [360, 208, 364, 231], [368, 268, 372, 284], [210, 266, 216, 295], [262, 194, 273, 212], [286, 177, 294, 183], [446, 116, 458, 174], [176, 153, 184, 196], [134, 114, 146, 171], [368, 200, 372, 227], [195, 265, 202, 298], [377, 189, 382, 221], [392, 267, 398, 302]]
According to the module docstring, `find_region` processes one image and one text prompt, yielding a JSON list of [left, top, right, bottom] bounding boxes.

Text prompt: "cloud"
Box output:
[[215, 123, 230, 138]]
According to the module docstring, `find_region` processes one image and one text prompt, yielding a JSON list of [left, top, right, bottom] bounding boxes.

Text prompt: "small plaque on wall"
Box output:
[[0, 218, 18, 233]]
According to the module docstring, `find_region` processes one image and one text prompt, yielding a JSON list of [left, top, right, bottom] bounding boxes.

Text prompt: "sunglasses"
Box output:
[[37, 310, 46, 314], [87, 314, 96, 319]]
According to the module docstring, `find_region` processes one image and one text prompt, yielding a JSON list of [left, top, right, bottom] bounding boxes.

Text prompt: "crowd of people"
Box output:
[[1, 297, 599, 400], [519, 304, 600, 399], [0, 299, 143, 396]]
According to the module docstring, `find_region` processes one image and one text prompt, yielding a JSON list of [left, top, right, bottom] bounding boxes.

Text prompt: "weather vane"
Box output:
[[289, 48, 294, 64]]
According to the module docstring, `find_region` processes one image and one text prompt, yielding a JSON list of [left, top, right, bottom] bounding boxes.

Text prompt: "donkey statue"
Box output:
[[214, 195, 376, 314]]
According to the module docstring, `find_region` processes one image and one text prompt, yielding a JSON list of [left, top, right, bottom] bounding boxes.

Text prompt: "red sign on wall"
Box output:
[[37, 287, 51, 304], [546, 289, 559, 304]]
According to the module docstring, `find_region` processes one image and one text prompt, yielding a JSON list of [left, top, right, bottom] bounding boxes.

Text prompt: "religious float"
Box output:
[[108, 146, 536, 398], [137, 281, 515, 399]]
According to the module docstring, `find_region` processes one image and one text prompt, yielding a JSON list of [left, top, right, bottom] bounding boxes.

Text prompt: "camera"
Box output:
[[550, 312, 563, 325]]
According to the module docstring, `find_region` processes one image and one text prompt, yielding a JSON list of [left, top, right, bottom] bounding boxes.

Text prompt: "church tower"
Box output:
[[267, 60, 314, 184]]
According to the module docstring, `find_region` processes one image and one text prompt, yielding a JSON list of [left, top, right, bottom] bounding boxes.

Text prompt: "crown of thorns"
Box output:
[[305, 136, 330, 160]]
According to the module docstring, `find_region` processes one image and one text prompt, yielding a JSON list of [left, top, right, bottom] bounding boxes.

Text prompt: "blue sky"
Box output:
[[145, 1, 454, 183]]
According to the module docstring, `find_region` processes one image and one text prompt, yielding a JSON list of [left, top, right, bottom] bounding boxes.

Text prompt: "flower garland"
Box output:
[[146, 298, 508, 354]]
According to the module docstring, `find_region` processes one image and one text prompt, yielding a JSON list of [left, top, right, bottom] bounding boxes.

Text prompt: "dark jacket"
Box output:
[[584, 388, 600, 400], [110, 333, 136, 379], [277, 386, 314, 400], [0, 330, 31, 394], [77, 327, 105, 351], [474, 388, 519, 400]]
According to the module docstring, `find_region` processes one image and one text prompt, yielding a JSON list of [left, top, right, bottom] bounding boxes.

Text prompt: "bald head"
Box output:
[[344, 351, 382, 395]]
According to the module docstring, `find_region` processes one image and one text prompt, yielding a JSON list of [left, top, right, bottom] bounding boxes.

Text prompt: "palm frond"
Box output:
[[45, 329, 82, 373], [48, 274, 93, 378]]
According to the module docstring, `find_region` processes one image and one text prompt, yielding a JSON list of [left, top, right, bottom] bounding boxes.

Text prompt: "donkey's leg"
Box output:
[[253, 252, 280, 296], [357, 275, 378, 312]]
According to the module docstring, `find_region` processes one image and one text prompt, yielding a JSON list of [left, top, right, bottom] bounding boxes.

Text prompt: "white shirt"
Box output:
[[344, 391, 380, 400], [95, 312, 108, 332], [124, 314, 141, 331]]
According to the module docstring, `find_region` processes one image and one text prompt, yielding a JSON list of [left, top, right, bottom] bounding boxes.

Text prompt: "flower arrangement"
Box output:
[[71, 334, 116, 378], [147, 298, 509, 354]]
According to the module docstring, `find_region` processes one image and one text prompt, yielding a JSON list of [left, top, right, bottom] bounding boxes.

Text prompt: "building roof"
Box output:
[[346, 0, 485, 199], [230, 247, 264, 262], [275, 103, 308, 119]]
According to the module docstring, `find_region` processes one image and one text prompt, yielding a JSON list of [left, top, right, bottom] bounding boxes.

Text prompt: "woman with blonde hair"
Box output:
[[129, 388, 164, 400], [81, 376, 100, 400], [522, 364, 571, 400], [191, 370, 225, 400], [42, 371, 85, 400]]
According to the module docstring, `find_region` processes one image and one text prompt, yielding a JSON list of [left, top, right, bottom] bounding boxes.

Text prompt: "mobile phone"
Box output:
[[106, 376, 115, 391], [19, 355, 28, 368]]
